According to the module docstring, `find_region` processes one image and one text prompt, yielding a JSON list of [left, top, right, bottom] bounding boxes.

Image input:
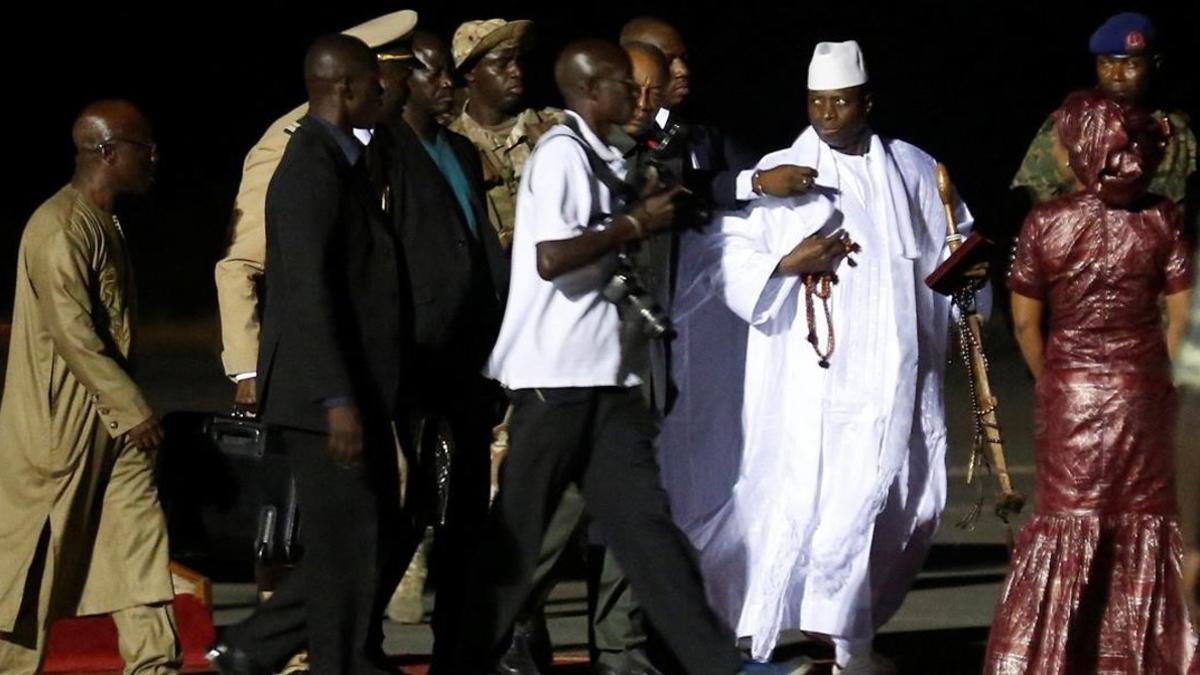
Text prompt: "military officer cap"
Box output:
[[1089, 11, 1155, 56], [342, 9, 419, 57]]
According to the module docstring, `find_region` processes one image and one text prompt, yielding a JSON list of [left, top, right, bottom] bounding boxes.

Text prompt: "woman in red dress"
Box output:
[[984, 89, 1195, 674]]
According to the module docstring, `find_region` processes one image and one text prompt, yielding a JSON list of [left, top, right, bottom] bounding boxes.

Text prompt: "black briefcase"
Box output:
[[156, 410, 301, 581], [409, 411, 455, 527]]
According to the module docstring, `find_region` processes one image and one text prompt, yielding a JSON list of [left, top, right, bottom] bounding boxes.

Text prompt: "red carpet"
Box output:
[[43, 594, 215, 673]]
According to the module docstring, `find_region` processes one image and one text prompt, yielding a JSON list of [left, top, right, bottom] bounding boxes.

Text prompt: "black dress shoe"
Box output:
[[206, 642, 269, 675], [495, 636, 542, 675], [523, 614, 554, 672], [495, 616, 547, 675]]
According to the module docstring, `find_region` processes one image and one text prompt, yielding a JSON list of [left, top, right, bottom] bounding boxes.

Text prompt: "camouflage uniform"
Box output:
[[449, 107, 564, 250], [1013, 108, 1197, 204]]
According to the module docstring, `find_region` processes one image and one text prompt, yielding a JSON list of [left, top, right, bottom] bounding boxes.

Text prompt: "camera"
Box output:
[[646, 160, 712, 228], [584, 130, 682, 341], [642, 125, 711, 227], [603, 250, 674, 339]]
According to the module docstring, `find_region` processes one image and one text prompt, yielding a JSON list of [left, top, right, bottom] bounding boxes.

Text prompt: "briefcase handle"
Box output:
[[204, 415, 267, 459]]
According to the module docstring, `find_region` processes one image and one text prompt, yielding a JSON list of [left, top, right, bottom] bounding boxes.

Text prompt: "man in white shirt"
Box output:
[[457, 39, 794, 675]]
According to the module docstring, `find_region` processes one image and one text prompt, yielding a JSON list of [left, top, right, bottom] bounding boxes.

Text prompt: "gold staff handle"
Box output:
[[935, 164, 1025, 519]]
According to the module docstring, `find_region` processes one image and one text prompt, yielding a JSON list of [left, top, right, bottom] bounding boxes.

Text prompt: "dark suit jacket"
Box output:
[[666, 121, 759, 210], [256, 116, 405, 432], [369, 119, 508, 389], [619, 120, 759, 413]]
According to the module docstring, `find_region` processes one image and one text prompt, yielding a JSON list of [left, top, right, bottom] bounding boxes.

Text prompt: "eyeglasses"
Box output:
[[92, 137, 158, 156]]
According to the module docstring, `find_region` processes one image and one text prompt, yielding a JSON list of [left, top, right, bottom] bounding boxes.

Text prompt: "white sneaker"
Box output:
[[738, 655, 817, 675], [832, 652, 898, 675]]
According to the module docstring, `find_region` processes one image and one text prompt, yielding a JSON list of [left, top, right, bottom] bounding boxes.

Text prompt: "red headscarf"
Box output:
[[1053, 89, 1165, 207]]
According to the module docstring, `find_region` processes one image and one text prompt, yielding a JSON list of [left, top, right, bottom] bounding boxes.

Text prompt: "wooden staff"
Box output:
[[935, 163, 1025, 522]]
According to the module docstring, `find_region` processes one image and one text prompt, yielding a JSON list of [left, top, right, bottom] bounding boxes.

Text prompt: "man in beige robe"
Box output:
[[0, 100, 178, 674]]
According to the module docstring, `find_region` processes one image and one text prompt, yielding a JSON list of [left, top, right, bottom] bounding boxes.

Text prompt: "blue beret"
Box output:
[[1089, 12, 1155, 56]]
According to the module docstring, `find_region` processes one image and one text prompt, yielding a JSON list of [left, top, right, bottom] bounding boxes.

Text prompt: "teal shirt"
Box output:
[[422, 131, 478, 235]]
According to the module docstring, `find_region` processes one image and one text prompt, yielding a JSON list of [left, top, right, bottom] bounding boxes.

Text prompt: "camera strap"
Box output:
[[554, 116, 640, 214]]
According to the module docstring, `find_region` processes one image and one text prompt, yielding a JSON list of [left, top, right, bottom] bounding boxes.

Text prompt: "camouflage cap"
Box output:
[[452, 18, 533, 71]]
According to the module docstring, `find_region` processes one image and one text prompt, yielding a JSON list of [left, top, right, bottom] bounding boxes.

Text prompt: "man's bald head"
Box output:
[[619, 17, 682, 49], [406, 30, 456, 120], [554, 40, 627, 102], [623, 42, 669, 136], [303, 33, 382, 129], [305, 33, 376, 92], [410, 29, 448, 58], [619, 17, 689, 107], [625, 42, 668, 76], [72, 100, 151, 153], [72, 99, 157, 194], [554, 40, 636, 131]]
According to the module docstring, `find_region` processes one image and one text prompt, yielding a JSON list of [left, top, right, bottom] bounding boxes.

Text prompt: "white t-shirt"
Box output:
[[485, 111, 641, 390]]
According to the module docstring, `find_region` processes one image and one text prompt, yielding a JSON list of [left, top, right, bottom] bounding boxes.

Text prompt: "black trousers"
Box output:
[[421, 372, 500, 674], [223, 426, 396, 675], [457, 386, 742, 675]]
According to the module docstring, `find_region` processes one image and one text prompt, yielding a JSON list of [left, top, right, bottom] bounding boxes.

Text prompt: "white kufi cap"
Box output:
[[807, 40, 868, 90]]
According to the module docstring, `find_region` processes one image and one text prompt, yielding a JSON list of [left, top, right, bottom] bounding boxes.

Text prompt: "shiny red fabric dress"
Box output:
[[984, 93, 1195, 673]]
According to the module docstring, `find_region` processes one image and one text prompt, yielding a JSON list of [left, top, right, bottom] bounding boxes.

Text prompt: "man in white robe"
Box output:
[[662, 41, 985, 675]]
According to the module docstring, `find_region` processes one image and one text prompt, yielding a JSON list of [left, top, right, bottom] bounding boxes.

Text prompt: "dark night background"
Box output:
[[2, 0, 1196, 325], [0, 4, 1189, 659]]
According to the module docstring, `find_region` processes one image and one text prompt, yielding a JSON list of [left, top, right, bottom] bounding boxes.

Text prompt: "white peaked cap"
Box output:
[[342, 10, 419, 49], [807, 40, 868, 90]]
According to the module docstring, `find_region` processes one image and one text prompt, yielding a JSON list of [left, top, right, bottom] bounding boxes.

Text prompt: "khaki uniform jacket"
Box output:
[[215, 104, 308, 378], [449, 106, 564, 250]]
